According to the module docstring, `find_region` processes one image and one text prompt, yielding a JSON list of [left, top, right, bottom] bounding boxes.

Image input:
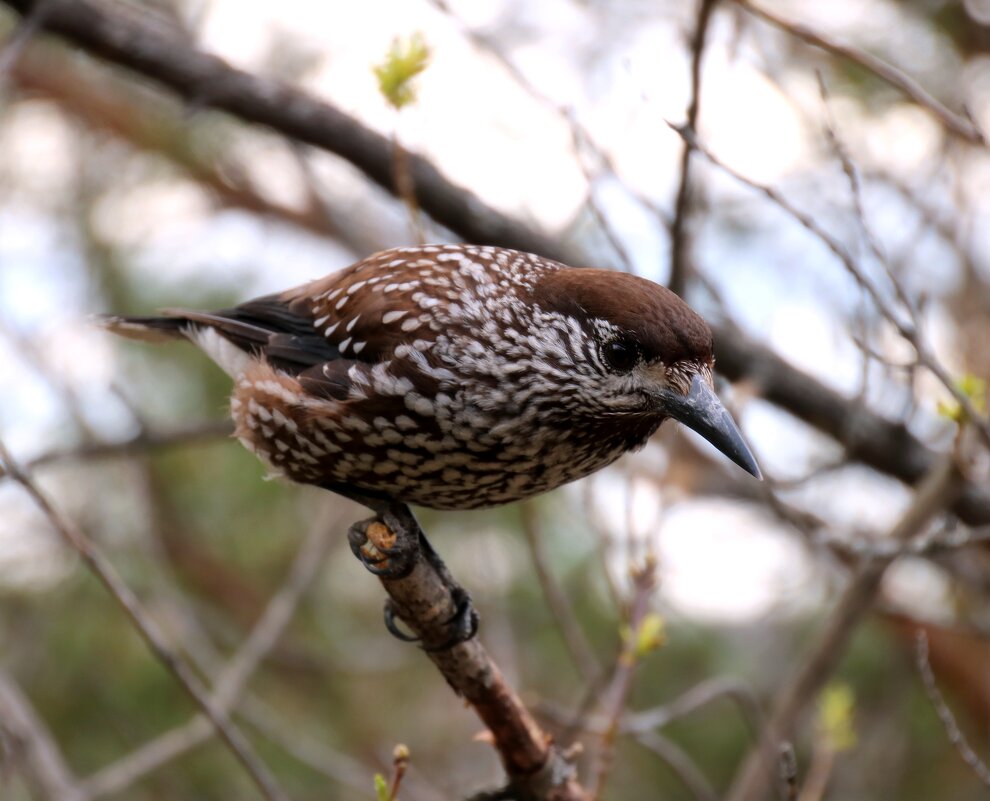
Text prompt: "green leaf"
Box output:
[[620, 612, 667, 662], [374, 33, 431, 110], [374, 773, 390, 801], [937, 373, 987, 423], [817, 682, 856, 752]]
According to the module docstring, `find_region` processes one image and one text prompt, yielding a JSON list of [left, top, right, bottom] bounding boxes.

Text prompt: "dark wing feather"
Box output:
[[162, 297, 341, 373]]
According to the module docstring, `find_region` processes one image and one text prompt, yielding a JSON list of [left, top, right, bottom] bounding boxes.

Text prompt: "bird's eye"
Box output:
[[601, 338, 639, 372]]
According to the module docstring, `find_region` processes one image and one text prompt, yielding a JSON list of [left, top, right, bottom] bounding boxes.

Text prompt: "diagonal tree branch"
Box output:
[[0, 440, 289, 801], [731, 0, 985, 146], [0, 0, 568, 260], [726, 452, 962, 801], [0, 669, 81, 801]]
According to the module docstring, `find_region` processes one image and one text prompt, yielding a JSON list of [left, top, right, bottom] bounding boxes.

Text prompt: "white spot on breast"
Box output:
[[405, 393, 434, 417], [272, 409, 298, 433], [352, 341, 367, 355], [314, 314, 331, 327], [248, 399, 273, 422], [382, 310, 407, 324]]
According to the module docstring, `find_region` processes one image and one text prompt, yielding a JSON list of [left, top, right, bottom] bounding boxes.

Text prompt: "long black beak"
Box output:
[[659, 375, 762, 479]]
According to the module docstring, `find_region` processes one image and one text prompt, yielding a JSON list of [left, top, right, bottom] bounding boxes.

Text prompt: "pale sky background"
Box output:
[[0, 0, 984, 623]]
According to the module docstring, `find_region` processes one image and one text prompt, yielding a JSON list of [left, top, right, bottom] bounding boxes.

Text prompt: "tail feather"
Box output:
[[93, 313, 189, 343]]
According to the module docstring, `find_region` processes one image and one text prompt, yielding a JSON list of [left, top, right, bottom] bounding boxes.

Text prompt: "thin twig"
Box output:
[[589, 557, 659, 799], [80, 517, 334, 800], [0, 669, 81, 801], [634, 730, 719, 801], [519, 501, 602, 685], [914, 631, 990, 789], [0, 440, 289, 801], [668, 121, 990, 451], [14, 420, 233, 474], [732, 0, 985, 145], [622, 675, 764, 740], [726, 453, 961, 801], [669, 0, 718, 297]]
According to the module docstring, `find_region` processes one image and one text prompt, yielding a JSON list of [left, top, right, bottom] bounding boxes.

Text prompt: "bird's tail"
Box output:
[[93, 313, 189, 343]]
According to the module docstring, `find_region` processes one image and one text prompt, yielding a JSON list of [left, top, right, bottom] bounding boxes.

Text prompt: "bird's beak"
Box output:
[[659, 374, 762, 479]]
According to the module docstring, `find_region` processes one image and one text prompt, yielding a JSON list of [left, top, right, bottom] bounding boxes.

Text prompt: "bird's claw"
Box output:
[[383, 587, 479, 651], [347, 517, 418, 580]]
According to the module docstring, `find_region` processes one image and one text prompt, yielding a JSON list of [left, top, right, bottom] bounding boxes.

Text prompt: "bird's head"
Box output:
[[531, 268, 762, 479]]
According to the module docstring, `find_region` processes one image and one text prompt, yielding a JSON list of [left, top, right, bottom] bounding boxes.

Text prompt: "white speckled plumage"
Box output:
[[102, 244, 725, 509]]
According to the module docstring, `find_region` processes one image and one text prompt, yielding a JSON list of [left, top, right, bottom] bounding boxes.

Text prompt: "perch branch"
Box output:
[[357, 504, 590, 801]]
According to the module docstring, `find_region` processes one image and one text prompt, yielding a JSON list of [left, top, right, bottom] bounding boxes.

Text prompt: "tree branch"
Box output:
[[732, 0, 985, 146], [356, 506, 589, 801], [668, 0, 717, 297], [0, 669, 81, 801], [0, 440, 289, 801], [726, 453, 962, 801]]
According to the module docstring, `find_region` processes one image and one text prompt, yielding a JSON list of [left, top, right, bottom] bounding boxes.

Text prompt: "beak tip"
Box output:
[[662, 375, 763, 481]]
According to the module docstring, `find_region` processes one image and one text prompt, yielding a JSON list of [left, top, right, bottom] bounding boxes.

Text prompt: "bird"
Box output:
[[100, 244, 760, 514]]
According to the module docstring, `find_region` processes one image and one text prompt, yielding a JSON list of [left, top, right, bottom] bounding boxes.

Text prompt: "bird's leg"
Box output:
[[380, 519, 479, 651], [333, 487, 479, 648]]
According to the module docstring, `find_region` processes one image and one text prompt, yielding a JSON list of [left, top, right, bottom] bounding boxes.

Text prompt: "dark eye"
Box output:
[[601, 338, 639, 372]]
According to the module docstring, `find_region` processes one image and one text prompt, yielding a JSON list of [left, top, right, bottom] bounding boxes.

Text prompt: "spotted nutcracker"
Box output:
[[102, 244, 760, 512]]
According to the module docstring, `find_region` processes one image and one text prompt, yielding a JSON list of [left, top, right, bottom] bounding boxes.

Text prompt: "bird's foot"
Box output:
[[347, 515, 419, 580], [383, 586, 479, 651], [349, 506, 481, 649]]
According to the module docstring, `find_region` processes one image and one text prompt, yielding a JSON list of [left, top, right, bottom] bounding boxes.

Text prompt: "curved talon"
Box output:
[[422, 587, 480, 652], [383, 600, 420, 643]]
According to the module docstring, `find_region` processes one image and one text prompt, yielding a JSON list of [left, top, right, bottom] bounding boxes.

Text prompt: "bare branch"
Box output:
[[726, 454, 962, 801], [0, 669, 81, 801], [351, 506, 589, 801], [0, 440, 289, 801], [914, 631, 990, 789], [732, 0, 986, 146], [519, 501, 602, 685], [669, 0, 718, 296]]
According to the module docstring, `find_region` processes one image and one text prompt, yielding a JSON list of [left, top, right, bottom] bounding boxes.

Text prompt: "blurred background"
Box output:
[[1, 0, 989, 799]]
